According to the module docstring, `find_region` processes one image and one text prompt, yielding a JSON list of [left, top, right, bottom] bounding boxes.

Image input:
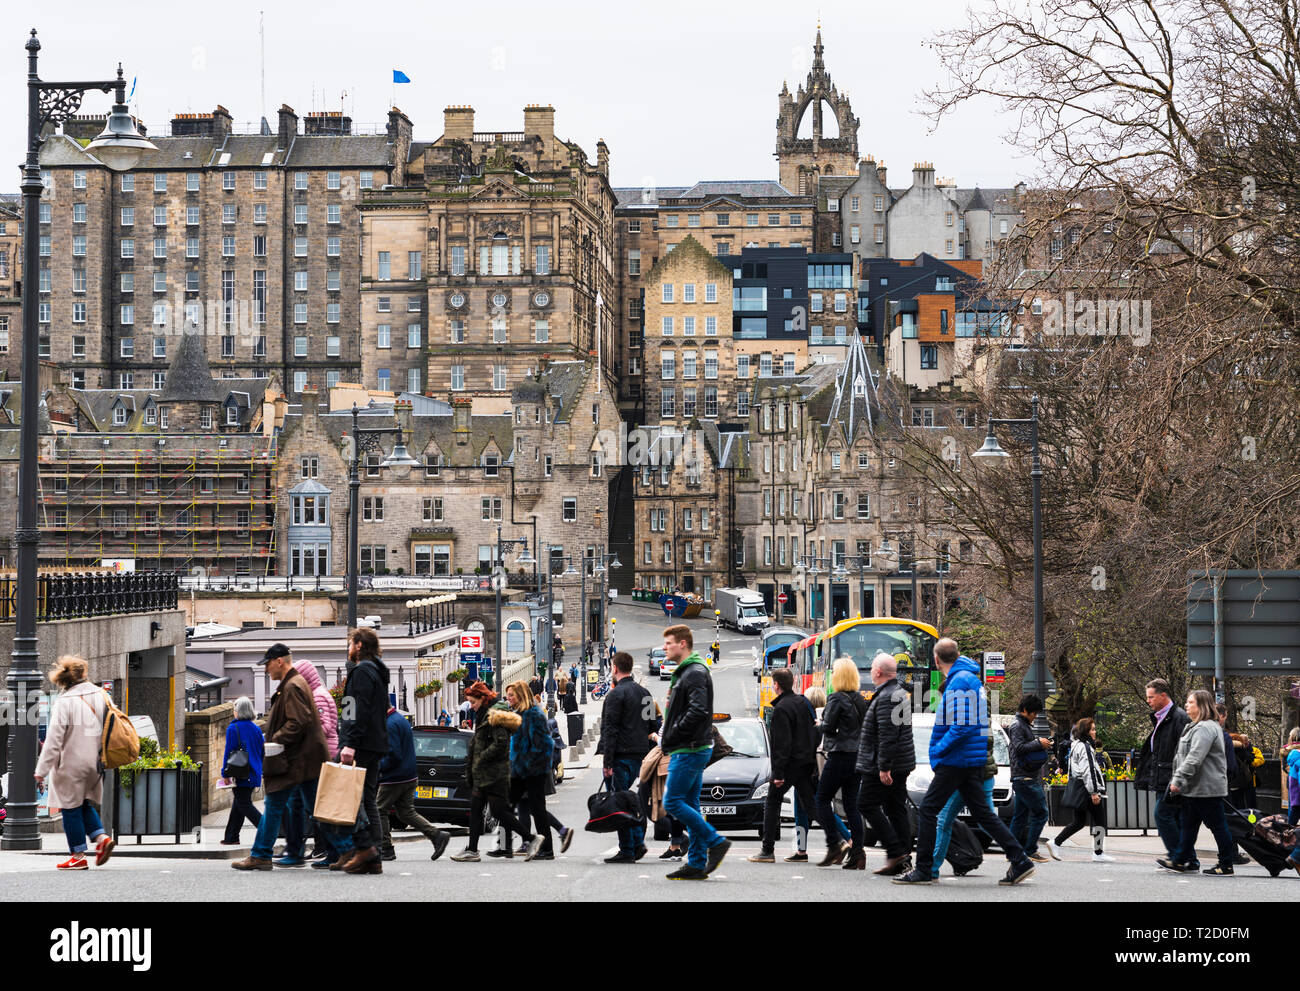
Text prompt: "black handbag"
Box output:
[[224, 744, 251, 780], [584, 778, 644, 833]]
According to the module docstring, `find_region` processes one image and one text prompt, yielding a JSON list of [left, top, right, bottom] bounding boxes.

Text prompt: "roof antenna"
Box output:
[[259, 11, 266, 121]]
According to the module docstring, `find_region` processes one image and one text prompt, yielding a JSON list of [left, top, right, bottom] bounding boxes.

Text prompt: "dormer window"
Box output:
[[425, 453, 442, 477], [113, 406, 127, 426], [226, 405, 239, 426], [483, 453, 499, 478]]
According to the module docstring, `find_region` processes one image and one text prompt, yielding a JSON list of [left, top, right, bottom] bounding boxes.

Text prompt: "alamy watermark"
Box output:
[[1041, 294, 1152, 345]]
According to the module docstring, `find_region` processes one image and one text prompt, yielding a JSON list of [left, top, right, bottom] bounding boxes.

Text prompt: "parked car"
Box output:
[[396, 726, 478, 828], [647, 647, 665, 678]]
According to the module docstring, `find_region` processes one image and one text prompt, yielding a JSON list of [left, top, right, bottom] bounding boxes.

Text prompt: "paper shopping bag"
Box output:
[[313, 761, 367, 826]]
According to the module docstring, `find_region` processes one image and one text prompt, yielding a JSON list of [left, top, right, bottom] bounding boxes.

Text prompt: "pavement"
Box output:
[[2, 602, 1295, 900]]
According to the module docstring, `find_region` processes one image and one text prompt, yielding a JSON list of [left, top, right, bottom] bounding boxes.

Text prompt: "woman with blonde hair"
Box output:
[[503, 680, 558, 859], [1159, 689, 1237, 876], [34, 655, 116, 870], [815, 659, 869, 867]]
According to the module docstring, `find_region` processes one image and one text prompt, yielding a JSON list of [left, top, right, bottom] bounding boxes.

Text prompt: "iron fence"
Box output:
[[0, 571, 179, 623]]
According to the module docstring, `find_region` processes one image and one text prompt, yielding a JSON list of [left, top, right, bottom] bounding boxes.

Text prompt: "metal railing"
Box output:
[[0, 571, 180, 623]]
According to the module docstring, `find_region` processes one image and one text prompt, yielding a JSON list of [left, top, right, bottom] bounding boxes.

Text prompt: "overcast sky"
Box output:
[[9, 0, 1035, 192]]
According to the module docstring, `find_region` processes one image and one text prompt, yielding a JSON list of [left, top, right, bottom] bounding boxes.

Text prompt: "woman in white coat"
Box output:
[[34, 656, 117, 870]]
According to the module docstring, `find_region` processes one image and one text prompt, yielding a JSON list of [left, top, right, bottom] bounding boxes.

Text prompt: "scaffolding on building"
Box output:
[[39, 435, 280, 576]]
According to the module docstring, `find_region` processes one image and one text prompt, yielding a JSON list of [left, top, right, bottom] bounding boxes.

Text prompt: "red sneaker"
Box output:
[[56, 855, 88, 870], [95, 835, 116, 867]]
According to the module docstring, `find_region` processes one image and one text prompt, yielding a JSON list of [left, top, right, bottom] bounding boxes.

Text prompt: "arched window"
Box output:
[[506, 621, 526, 654]]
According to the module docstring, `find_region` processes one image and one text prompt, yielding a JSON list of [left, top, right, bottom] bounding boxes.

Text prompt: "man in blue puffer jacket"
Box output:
[[894, 638, 1036, 886]]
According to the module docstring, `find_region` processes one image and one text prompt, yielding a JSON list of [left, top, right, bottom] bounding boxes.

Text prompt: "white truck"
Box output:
[[714, 587, 770, 634]]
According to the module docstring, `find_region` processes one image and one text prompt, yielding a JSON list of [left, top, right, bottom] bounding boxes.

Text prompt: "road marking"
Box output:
[[400, 872, 412, 876], [555, 874, 568, 878], [479, 873, 492, 877], [638, 874, 650, 879], [1098, 878, 1113, 882], [159, 870, 172, 874], [791, 875, 804, 880]]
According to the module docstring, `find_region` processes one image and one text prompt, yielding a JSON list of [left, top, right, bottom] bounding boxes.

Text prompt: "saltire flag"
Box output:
[[393, 70, 411, 83]]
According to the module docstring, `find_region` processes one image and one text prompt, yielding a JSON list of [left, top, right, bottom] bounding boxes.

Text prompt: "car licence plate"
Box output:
[[416, 786, 449, 800], [701, 805, 735, 816]]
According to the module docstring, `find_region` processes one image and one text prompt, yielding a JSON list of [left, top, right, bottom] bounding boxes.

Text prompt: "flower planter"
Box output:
[[110, 766, 204, 842], [1105, 779, 1156, 831], [1047, 779, 1155, 830]]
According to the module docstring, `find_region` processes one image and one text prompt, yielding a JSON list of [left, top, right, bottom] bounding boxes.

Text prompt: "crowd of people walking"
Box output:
[[27, 621, 1300, 882]]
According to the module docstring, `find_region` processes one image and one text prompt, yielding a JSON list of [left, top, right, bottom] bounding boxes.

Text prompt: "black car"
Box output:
[[647, 647, 665, 677], [400, 726, 476, 827], [696, 717, 772, 837]]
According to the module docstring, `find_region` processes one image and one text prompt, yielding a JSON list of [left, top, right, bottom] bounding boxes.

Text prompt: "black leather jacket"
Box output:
[[1136, 704, 1191, 790], [660, 658, 713, 754], [597, 676, 655, 767]]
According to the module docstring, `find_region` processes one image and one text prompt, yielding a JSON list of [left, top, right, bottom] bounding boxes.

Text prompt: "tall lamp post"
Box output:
[[5, 32, 156, 851], [586, 545, 620, 699], [493, 522, 534, 680], [347, 403, 419, 629], [971, 394, 1048, 738]]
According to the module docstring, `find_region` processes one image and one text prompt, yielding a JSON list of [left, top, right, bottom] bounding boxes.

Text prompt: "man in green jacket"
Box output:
[[659, 624, 731, 880]]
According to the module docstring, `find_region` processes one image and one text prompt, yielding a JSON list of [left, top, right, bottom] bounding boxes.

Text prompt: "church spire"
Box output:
[[813, 23, 824, 71]]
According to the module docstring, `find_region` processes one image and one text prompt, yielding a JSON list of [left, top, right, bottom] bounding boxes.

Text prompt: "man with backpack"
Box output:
[[1007, 694, 1052, 863]]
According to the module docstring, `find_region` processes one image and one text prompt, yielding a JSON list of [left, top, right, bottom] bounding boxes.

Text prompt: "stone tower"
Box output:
[[775, 25, 861, 195]]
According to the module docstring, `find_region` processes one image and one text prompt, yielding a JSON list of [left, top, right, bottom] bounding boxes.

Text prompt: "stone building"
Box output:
[[775, 27, 861, 195], [740, 329, 972, 627], [273, 358, 624, 644], [35, 329, 283, 573], [357, 105, 617, 398], [0, 198, 19, 381], [631, 421, 747, 602], [34, 104, 411, 394]]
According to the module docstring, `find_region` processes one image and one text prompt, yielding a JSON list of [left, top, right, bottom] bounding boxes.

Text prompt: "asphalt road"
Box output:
[[2, 602, 1295, 901]]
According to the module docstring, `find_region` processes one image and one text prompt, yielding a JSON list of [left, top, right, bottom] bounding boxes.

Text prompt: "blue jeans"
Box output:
[[794, 795, 852, 850], [284, 776, 317, 859], [932, 778, 994, 877], [62, 800, 106, 854], [1153, 790, 1184, 859], [611, 757, 646, 856], [251, 785, 300, 860], [662, 748, 724, 871], [1010, 777, 1048, 850]]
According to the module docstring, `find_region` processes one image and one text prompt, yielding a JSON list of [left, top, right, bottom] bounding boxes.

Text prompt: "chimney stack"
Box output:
[[596, 139, 610, 177], [912, 162, 935, 188], [443, 105, 475, 142], [523, 104, 555, 146], [277, 104, 298, 146]]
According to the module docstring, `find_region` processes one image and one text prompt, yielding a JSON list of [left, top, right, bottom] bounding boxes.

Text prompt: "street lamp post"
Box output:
[[972, 394, 1048, 738], [347, 403, 419, 629], [5, 32, 156, 851]]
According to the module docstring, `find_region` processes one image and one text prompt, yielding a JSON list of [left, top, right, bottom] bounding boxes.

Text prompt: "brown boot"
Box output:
[[874, 854, 912, 876], [842, 847, 867, 870], [817, 840, 848, 867], [329, 850, 360, 872], [343, 847, 379, 874], [230, 856, 273, 871]]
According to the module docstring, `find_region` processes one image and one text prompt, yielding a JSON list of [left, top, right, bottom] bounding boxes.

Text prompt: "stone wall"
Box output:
[[184, 701, 235, 814]]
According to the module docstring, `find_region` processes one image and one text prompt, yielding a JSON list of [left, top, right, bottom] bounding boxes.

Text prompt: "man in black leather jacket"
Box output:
[[599, 651, 655, 863], [749, 666, 820, 864], [338, 627, 391, 874], [659, 625, 730, 880]]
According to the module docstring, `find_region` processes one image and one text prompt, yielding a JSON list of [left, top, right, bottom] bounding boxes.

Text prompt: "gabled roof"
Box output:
[[644, 234, 732, 283]]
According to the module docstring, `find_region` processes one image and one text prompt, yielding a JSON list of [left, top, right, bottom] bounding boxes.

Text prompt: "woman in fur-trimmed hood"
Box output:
[[451, 682, 542, 863]]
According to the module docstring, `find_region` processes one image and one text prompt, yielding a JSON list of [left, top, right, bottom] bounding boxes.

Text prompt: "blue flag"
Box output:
[[393, 69, 410, 84]]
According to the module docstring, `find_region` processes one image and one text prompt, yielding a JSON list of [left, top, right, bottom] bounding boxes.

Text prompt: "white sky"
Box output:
[[9, 0, 1036, 191]]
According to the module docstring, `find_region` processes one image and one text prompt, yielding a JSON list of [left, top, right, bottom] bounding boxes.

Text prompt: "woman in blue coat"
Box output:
[[220, 696, 266, 845]]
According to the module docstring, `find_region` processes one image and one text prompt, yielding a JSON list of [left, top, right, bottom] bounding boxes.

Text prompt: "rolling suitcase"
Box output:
[[1225, 805, 1297, 877], [946, 819, 985, 876]]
